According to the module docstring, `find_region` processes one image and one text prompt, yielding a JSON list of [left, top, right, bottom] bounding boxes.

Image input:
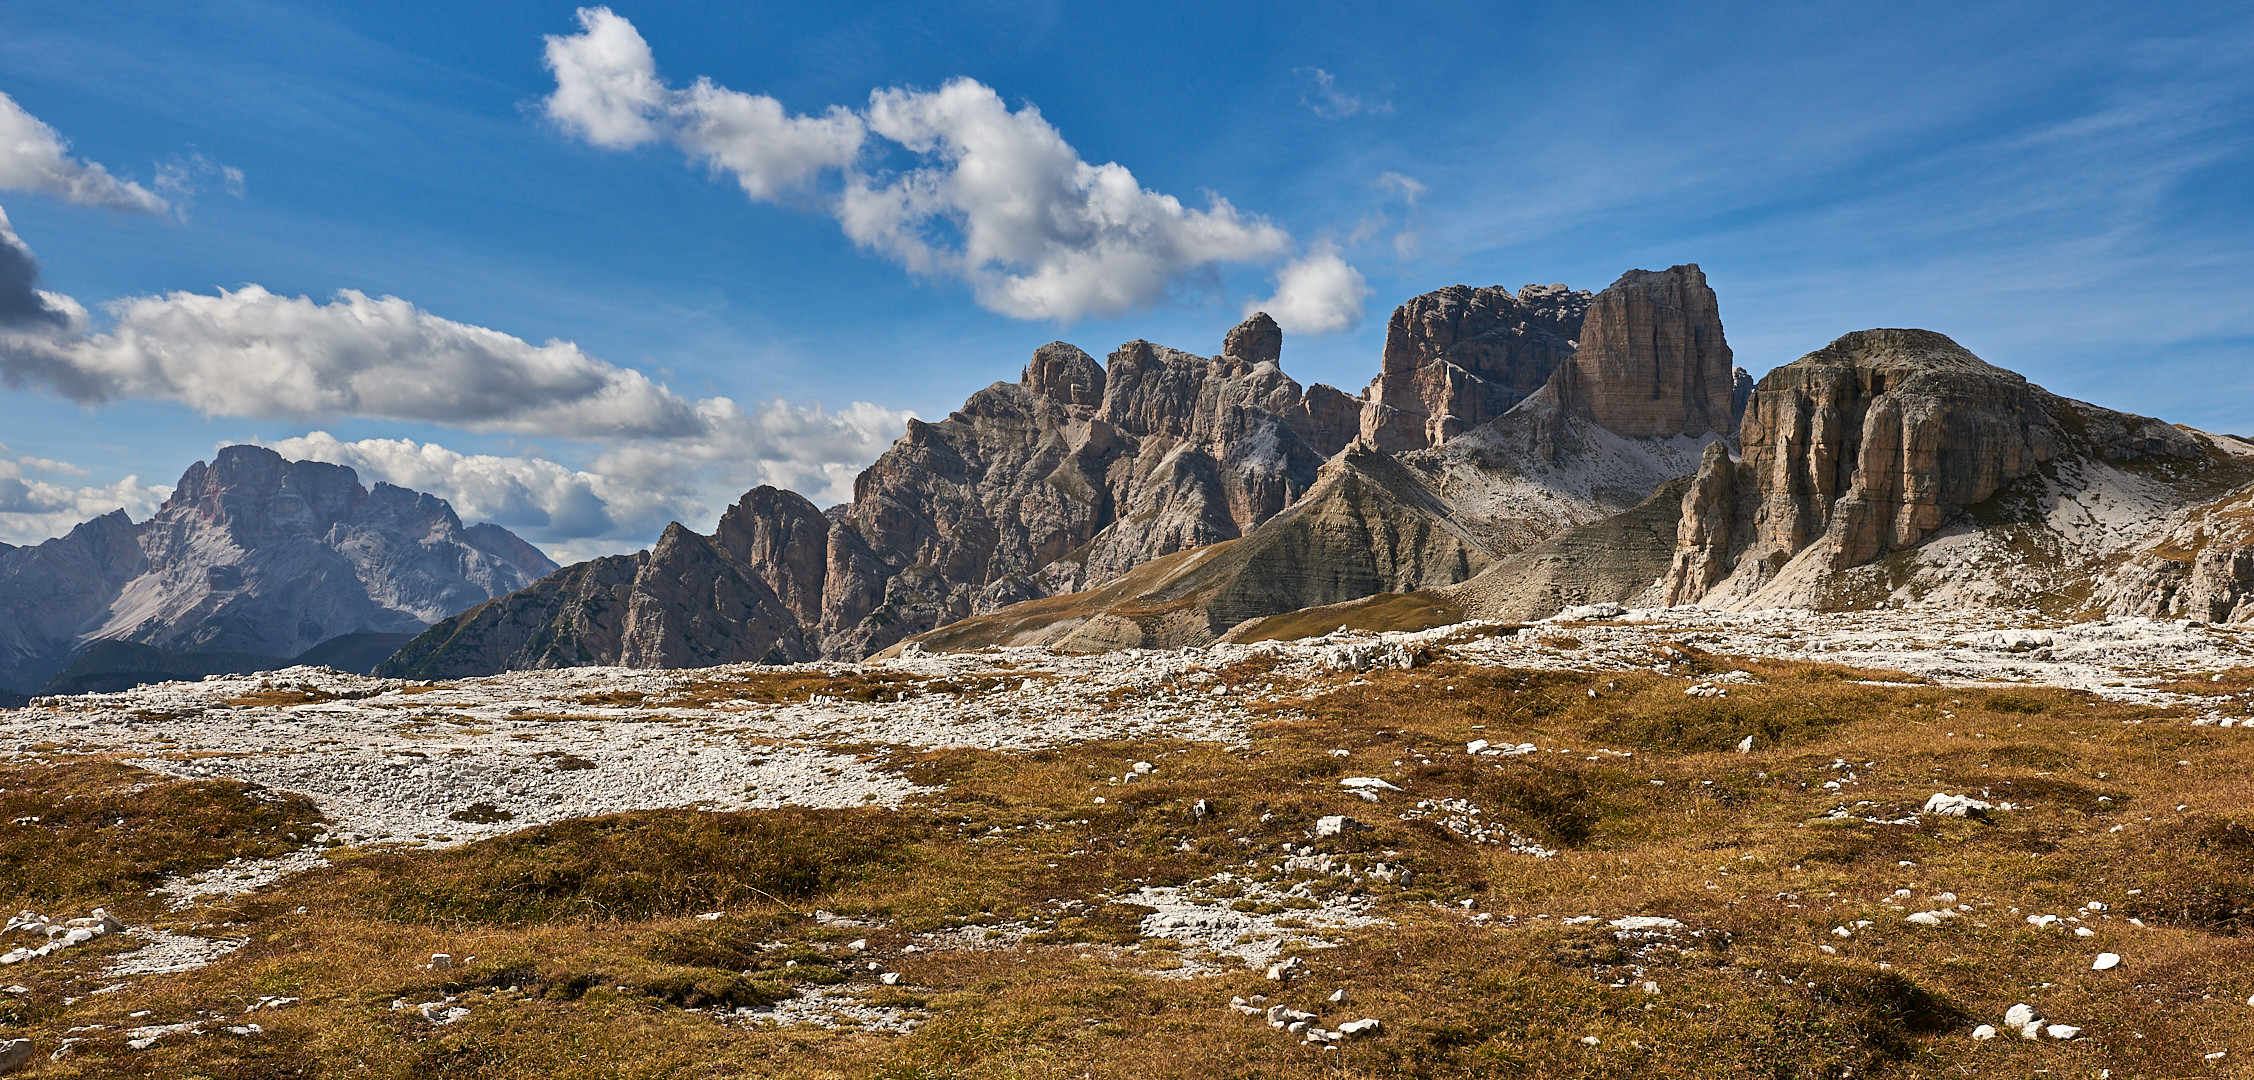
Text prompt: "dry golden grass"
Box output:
[[10, 656, 2254, 1077]]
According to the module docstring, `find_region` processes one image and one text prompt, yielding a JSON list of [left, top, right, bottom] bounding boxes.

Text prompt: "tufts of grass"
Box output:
[[361, 807, 917, 924], [0, 759, 325, 909]]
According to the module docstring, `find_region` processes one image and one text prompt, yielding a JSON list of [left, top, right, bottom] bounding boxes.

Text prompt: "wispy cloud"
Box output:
[[0, 91, 168, 215], [1294, 67, 1391, 120]]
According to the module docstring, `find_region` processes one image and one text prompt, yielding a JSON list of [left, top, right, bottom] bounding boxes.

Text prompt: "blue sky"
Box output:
[[0, 0, 2248, 560]]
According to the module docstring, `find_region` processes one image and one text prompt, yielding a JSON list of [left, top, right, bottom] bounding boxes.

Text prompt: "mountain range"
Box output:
[[14, 261, 2252, 691], [0, 445, 556, 696]]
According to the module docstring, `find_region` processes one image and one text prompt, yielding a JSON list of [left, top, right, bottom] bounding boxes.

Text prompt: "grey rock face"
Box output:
[[396, 313, 1369, 670], [1360, 283, 1591, 452], [888, 442, 1497, 654], [0, 445, 556, 692]]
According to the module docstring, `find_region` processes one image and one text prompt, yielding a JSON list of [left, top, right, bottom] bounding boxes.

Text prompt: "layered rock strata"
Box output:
[[396, 265, 1774, 671], [887, 443, 1495, 654], [0, 445, 556, 692]]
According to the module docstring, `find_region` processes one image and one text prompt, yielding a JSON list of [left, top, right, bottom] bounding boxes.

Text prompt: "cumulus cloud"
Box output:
[[267, 395, 910, 554], [543, 8, 1317, 324], [1295, 68, 1390, 120], [0, 208, 917, 551], [0, 91, 168, 215], [543, 7, 864, 198], [0, 454, 168, 547], [1248, 244, 1370, 335], [1, 282, 708, 437], [265, 432, 667, 541], [844, 80, 1289, 319]]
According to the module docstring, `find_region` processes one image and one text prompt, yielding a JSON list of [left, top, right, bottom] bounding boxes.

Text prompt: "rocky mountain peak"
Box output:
[[1223, 311, 1282, 367], [1656, 328, 2207, 609], [1360, 282, 1593, 452], [1022, 341, 1105, 409], [1551, 264, 1736, 440], [0, 445, 557, 692], [160, 444, 366, 550]]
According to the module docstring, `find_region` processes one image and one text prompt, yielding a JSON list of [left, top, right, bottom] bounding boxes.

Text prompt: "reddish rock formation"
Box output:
[[1552, 265, 1735, 439]]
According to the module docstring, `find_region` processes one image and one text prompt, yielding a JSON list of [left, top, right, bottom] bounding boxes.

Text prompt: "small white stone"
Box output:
[[2044, 1023, 2080, 1040], [1970, 1024, 1997, 1041], [880, 972, 901, 985], [2004, 1003, 2038, 1028], [1579, 1035, 1600, 1046], [1327, 989, 1348, 1004], [2075, 926, 2095, 938], [2092, 952, 2121, 971], [847, 939, 867, 952], [429, 953, 452, 970]]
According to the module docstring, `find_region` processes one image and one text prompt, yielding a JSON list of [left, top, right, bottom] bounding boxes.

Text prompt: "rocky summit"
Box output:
[[0, 445, 556, 693]]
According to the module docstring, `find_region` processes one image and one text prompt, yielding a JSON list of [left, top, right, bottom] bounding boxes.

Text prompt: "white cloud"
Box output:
[[543, 8, 1315, 324], [0, 91, 169, 215], [1295, 68, 1391, 120], [266, 396, 911, 556], [0, 454, 167, 547], [1376, 171, 1425, 205], [265, 432, 670, 542], [543, 6, 864, 198], [2, 283, 708, 437], [1249, 244, 1370, 335], [844, 79, 1290, 320]]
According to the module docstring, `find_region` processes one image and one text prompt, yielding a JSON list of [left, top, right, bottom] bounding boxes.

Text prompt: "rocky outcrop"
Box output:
[[1360, 284, 1590, 452], [0, 445, 556, 692], [1453, 328, 2244, 622], [1550, 265, 1736, 440], [886, 442, 1495, 654], [2092, 470, 2254, 623], [1443, 473, 1702, 621], [393, 314, 1369, 671], [1650, 329, 2214, 609]]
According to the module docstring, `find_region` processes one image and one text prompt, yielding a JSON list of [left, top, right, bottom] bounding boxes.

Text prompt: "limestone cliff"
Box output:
[[391, 314, 1368, 670], [393, 266, 1765, 670], [1549, 264, 1736, 440], [884, 443, 1495, 654]]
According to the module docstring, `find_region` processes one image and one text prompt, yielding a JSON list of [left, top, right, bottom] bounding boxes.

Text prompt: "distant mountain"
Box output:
[[0, 445, 557, 694]]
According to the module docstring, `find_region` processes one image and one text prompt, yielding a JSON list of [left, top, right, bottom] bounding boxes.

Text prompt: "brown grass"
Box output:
[[10, 656, 2254, 1077]]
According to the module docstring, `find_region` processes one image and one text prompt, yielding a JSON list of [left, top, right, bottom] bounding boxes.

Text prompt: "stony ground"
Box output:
[[4, 605, 2254, 1077]]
